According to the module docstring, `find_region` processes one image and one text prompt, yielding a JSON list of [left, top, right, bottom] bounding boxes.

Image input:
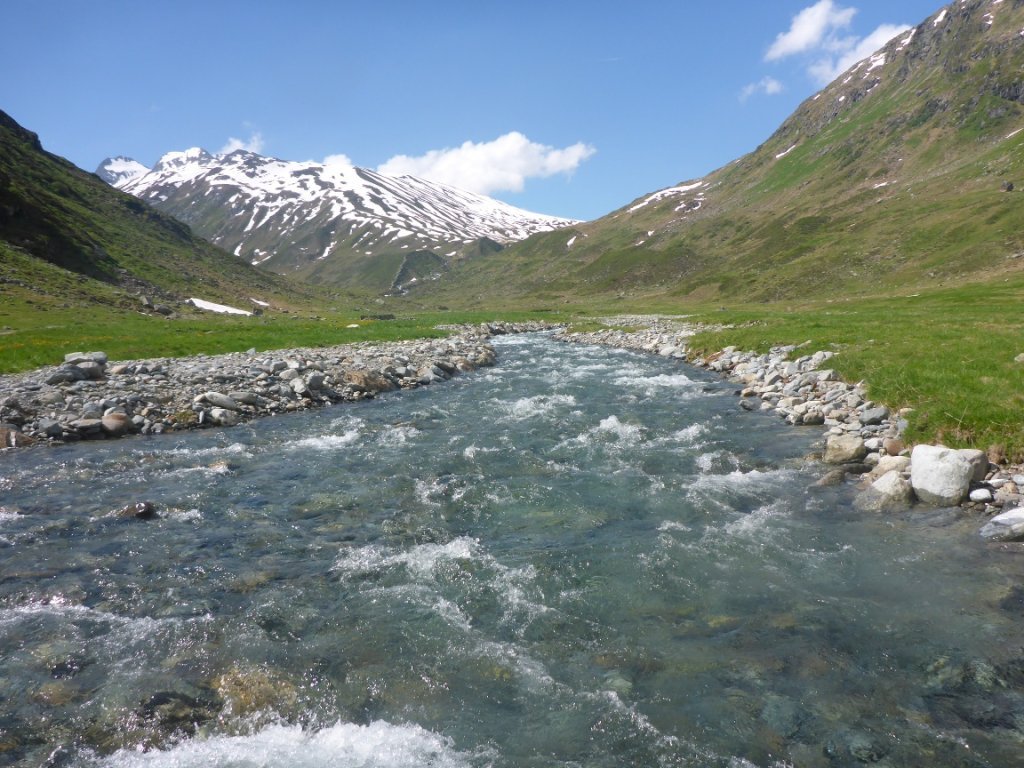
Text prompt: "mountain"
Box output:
[[0, 109, 314, 313], [412, 0, 1024, 307], [95, 156, 148, 187], [99, 150, 576, 294]]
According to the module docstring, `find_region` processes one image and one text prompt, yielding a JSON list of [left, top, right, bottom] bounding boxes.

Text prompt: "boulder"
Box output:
[[70, 418, 104, 437], [861, 406, 889, 426], [101, 412, 133, 436], [855, 470, 915, 512], [46, 366, 87, 385], [882, 437, 905, 455], [957, 449, 989, 484], [979, 508, 1024, 542], [36, 418, 64, 438], [910, 444, 973, 506], [209, 408, 240, 427], [345, 370, 398, 394], [870, 454, 911, 478], [203, 392, 240, 411], [75, 361, 106, 380], [64, 351, 108, 365], [0, 427, 36, 448], [823, 434, 867, 464]]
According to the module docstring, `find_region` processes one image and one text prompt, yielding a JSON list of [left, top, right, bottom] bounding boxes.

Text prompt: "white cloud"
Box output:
[[808, 23, 910, 83], [766, 0, 856, 61], [740, 76, 784, 101], [322, 153, 354, 168], [220, 131, 264, 155], [764, 1, 911, 86], [377, 131, 596, 196]]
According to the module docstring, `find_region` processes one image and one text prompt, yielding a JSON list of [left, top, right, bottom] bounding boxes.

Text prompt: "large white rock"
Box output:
[[979, 508, 1024, 541], [910, 444, 973, 506], [956, 448, 989, 483]]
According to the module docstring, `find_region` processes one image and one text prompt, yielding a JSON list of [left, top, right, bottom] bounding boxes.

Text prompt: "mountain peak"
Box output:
[[94, 156, 149, 186], [104, 145, 577, 292], [153, 147, 214, 172]]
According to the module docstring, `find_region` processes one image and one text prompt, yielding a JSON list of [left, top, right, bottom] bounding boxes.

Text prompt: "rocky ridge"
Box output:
[[0, 322, 551, 448], [555, 317, 1024, 541]]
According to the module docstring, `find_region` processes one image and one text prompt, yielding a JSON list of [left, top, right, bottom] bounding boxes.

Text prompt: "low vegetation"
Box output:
[[685, 277, 1024, 461]]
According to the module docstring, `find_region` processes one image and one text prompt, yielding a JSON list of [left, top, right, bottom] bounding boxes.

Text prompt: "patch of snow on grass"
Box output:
[[628, 181, 704, 213], [189, 298, 252, 316], [933, 9, 948, 26], [249, 298, 270, 307], [566, 235, 577, 248], [775, 144, 798, 160], [864, 53, 886, 75]]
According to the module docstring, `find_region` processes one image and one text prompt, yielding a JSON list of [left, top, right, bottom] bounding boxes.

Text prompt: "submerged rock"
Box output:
[[979, 508, 1024, 541], [114, 501, 159, 520]]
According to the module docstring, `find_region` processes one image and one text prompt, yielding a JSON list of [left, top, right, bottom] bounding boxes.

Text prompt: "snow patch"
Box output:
[[775, 144, 798, 160], [1006, 127, 1024, 140], [188, 298, 252, 316], [933, 9, 948, 26], [628, 181, 704, 213]]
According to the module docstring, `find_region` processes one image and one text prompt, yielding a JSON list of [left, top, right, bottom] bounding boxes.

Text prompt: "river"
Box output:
[[1, 334, 1022, 766]]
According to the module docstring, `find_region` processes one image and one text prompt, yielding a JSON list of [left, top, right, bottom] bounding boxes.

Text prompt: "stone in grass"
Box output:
[[910, 445, 973, 506], [979, 508, 1024, 541]]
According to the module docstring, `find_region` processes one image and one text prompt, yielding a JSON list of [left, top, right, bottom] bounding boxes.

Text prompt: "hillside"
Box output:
[[100, 149, 576, 294], [0, 109, 317, 314], [412, 0, 1024, 307]]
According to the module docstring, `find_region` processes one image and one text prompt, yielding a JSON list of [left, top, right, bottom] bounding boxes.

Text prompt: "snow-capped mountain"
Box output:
[[95, 156, 149, 187], [97, 149, 576, 290]]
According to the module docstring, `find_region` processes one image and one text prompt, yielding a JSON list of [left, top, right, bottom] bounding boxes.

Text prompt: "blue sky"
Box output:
[[3, 0, 943, 221]]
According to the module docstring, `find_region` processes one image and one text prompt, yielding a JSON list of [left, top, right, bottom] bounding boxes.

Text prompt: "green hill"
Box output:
[[408, 0, 1024, 307], [0, 109, 317, 314]]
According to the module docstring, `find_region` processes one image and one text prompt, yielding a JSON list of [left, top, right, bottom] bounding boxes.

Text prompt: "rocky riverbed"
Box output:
[[0, 322, 553, 449], [556, 316, 1024, 540]]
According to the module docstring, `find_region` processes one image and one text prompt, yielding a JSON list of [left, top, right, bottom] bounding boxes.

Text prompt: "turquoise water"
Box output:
[[1, 335, 1023, 767]]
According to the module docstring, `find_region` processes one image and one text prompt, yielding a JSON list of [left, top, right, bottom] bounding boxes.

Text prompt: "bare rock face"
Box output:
[[910, 445, 973, 506]]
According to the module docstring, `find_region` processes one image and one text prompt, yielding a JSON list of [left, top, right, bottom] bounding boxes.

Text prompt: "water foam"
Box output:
[[94, 720, 478, 767], [496, 393, 577, 421], [286, 428, 362, 452]]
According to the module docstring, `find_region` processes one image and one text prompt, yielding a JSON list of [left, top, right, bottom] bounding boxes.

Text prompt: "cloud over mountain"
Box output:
[[765, 1, 910, 85], [377, 132, 596, 196]]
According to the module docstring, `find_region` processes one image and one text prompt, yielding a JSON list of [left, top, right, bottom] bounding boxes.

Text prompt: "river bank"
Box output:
[[554, 316, 1024, 536], [0, 322, 550, 449]]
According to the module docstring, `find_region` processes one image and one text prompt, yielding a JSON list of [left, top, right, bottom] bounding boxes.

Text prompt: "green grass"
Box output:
[[685, 278, 1024, 461], [0, 271, 570, 373]]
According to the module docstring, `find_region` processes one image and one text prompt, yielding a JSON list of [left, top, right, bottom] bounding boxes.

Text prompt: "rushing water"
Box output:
[[1, 334, 1023, 767]]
